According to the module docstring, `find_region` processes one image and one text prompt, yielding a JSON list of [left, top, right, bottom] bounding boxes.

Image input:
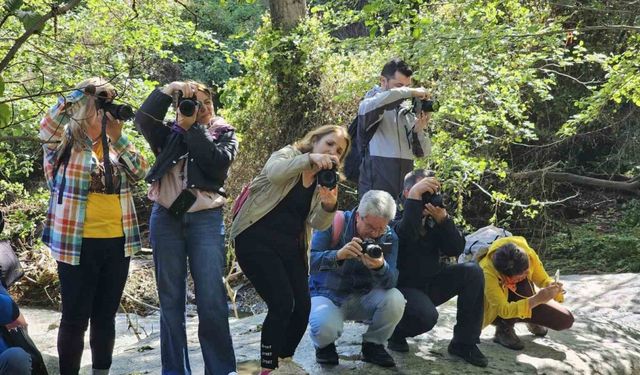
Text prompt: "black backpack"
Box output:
[[343, 117, 380, 183]]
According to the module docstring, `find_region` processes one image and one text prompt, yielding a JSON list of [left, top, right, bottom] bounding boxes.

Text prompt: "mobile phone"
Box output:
[[554, 269, 560, 283], [168, 189, 197, 218]]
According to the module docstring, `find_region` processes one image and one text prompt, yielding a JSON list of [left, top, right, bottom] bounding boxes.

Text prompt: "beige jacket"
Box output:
[[229, 145, 336, 262]]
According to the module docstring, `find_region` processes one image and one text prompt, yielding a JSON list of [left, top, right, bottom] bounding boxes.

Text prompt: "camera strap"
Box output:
[[101, 114, 115, 194]]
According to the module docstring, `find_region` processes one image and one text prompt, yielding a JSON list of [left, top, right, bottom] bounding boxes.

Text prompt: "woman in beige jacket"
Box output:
[[230, 125, 350, 374]]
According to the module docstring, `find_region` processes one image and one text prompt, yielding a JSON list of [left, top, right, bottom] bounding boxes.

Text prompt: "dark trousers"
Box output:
[[235, 232, 311, 370], [57, 237, 130, 375], [393, 262, 485, 345], [495, 278, 574, 330]]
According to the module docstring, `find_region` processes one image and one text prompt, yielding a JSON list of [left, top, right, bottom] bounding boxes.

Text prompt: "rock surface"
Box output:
[[23, 273, 640, 374]]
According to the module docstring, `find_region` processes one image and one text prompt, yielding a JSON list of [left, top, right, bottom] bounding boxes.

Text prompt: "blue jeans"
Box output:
[[0, 347, 31, 375], [309, 288, 406, 348], [150, 204, 236, 375]]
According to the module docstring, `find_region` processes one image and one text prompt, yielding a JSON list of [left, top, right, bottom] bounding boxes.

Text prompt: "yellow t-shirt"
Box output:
[[83, 193, 123, 238], [83, 143, 123, 238]]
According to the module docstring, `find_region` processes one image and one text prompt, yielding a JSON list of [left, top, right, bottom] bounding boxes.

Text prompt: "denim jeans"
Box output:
[[0, 347, 31, 375], [308, 288, 406, 348], [150, 204, 236, 375]]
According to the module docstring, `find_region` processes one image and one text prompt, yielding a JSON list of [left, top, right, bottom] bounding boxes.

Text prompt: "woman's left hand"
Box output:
[[104, 112, 123, 141], [319, 185, 338, 211]]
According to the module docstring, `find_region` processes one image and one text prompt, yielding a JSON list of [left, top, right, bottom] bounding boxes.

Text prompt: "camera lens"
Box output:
[[317, 170, 337, 189], [179, 99, 197, 117], [364, 243, 382, 258]]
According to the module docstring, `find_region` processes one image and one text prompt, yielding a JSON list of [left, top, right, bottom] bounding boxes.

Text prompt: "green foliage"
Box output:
[[544, 201, 640, 273]]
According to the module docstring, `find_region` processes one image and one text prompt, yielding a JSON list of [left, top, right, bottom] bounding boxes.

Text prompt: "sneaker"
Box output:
[[315, 343, 339, 365], [387, 335, 409, 353], [527, 323, 548, 337], [361, 342, 396, 367], [272, 357, 308, 375], [493, 321, 525, 350], [447, 342, 489, 368]]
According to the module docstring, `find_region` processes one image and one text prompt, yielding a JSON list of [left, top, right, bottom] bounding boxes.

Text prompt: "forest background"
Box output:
[[0, 0, 639, 313]]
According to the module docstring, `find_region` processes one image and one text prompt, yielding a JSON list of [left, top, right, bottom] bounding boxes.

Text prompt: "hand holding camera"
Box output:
[[360, 239, 385, 269], [162, 82, 201, 130], [336, 237, 363, 260]]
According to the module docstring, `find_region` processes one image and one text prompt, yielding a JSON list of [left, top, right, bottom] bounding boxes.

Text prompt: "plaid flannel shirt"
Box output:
[[39, 95, 149, 265]]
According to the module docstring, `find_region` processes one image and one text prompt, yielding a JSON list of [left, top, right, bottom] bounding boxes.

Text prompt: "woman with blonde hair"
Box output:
[[230, 125, 351, 374], [39, 77, 148, 374]]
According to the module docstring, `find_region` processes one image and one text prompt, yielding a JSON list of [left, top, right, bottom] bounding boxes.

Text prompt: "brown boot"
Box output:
[[527, 323, 548, 337], [493, 320, 524, 350]]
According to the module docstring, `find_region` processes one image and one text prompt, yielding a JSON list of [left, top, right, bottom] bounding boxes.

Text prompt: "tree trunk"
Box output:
[[269, 0, 307, 31]]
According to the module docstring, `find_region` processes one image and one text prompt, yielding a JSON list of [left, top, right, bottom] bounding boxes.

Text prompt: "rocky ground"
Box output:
[[23, 273, 640, 375]]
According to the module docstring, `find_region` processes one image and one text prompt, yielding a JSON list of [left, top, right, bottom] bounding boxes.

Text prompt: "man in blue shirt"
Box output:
[[308, 190, 405, 368]]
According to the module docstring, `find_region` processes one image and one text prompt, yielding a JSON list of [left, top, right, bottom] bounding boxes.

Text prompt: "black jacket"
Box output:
[[135, 89, 238, 196], [391, 198, 465, 288]]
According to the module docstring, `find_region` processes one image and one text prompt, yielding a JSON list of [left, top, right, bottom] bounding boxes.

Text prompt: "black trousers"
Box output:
[[392, 262, 484, 345], [235, 232, 311, 370], [57, 237, 130, 375]]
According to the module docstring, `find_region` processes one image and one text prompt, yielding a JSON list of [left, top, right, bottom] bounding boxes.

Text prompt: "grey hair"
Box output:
[[357, 190, 397, 221]]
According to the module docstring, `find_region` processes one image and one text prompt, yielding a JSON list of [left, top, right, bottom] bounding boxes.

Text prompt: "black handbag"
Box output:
[[1, 326, 49, 375]]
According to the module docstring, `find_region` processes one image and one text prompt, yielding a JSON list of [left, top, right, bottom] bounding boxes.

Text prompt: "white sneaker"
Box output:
[[271, 357, 308, 375]]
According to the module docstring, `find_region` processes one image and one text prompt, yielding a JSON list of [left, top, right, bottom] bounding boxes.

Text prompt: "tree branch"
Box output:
[[0, 0, 82, 74], [512, 168, 640, 194], [471, 181, 580, 207]]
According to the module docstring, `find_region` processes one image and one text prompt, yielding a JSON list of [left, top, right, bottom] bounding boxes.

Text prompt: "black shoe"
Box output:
[[315, 343, 339, 365], [447, 342, 489, 368], [387, 336, 409, 353], [362, 342, 396, 367]]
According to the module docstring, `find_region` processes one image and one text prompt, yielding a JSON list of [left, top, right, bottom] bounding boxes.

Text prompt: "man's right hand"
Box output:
[[407, 177, 441, 201], [411, 87, 429, 99], [336, 237, 363, 260], [6, 312, 27, 331]]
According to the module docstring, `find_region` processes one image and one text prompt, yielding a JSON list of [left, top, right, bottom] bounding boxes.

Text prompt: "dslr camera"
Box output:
[[422, 191, 444, 208], [316, 161, 339, 189], [360, 239, 384, 258], [95, 92, 134, 121], [175, 91, 201, 117], [412, 98, 440, 114]]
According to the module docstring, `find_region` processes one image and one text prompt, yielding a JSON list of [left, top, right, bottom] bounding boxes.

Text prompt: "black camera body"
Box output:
[[177, 92, 200, 117], [412, 98, 439, 114], [422, 192, 444, 208], [360, 239, 383, 258], [95, 94, 134, 121], [316, 162, 339, 189]]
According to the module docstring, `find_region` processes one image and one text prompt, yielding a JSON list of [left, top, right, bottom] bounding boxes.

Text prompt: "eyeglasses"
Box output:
[[361, 217, 387, 238]]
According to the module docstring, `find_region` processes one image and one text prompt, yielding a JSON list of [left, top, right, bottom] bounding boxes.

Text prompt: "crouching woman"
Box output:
[[479, 237, 574, 350]]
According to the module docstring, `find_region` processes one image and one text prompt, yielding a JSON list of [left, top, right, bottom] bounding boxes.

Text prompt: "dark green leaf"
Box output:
[[2, 0, 23, 15], [0, 103, 12, 128], [16, 10, 44, 33]]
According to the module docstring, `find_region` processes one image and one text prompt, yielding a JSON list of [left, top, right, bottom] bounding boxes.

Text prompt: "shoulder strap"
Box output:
[[330, 210, 345, 248]]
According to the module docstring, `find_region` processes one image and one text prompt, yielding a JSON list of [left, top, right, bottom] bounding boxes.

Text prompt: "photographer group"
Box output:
[[27, 57, 571, 375]]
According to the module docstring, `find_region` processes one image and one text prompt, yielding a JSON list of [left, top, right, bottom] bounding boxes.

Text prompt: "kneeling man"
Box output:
[[308, 190, 405, 368], [389, 170, 488, 367]]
